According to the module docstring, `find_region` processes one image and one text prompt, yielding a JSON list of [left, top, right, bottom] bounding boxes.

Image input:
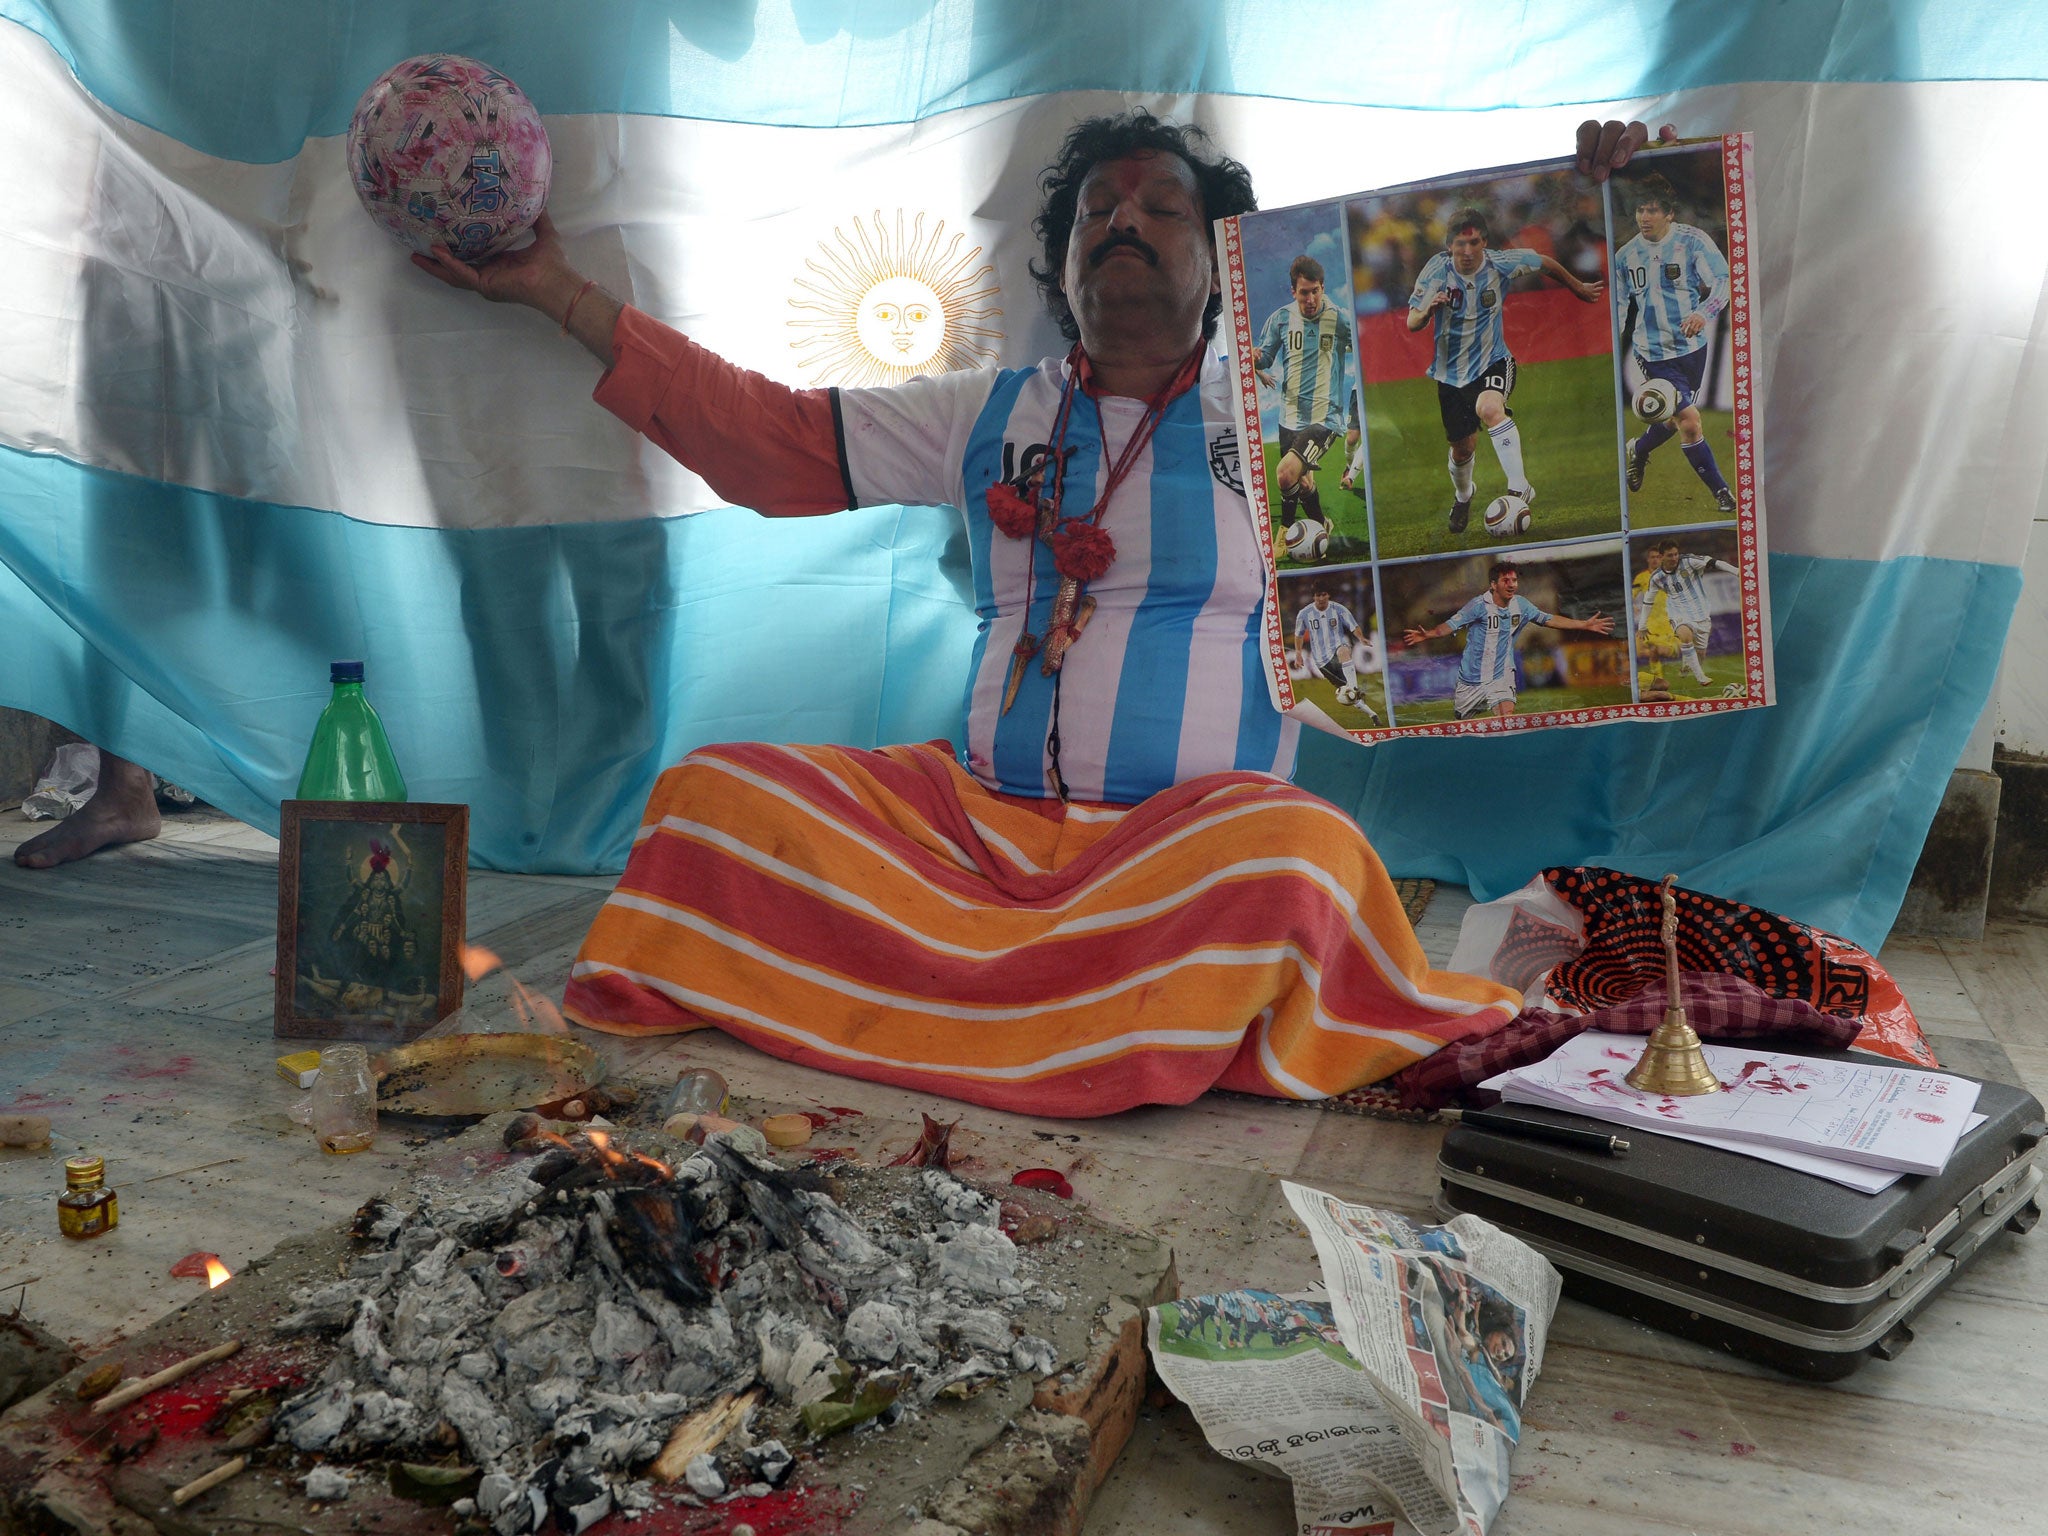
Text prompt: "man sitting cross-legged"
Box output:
[[415, 114, 1667, 1115]]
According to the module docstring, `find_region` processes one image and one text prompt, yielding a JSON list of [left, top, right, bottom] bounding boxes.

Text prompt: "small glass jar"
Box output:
[[662, 1067, 730, 1122], [309, 1045, 377, 1154], [58, 1154, 119, 1239]]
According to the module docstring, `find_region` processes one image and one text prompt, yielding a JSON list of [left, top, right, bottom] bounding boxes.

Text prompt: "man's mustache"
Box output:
[[1089, 232, 1158, 267]]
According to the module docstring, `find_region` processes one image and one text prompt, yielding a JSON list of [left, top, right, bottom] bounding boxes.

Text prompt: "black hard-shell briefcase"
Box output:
[[1433, 1070, 2043, 1379]]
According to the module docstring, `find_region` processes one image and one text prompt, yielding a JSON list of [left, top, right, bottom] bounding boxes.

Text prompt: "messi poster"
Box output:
[[1221, 136, 1772, 742]]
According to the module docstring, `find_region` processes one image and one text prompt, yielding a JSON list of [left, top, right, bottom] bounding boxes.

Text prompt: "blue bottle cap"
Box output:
[[330, 660, 365, 684]]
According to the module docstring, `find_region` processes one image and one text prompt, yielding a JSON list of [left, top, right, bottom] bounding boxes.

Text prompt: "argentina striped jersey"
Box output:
[[1632, 567, 1674, 634], [1644, 553, 1722, 633], [1614, 225, 1730, 363], [836, 353, 1298, 805], [1410, 247, 1545, 387], [1255, 300, 1354, 433], [1295, 601, 1360, 669], [1450, 593, 1549, 687]]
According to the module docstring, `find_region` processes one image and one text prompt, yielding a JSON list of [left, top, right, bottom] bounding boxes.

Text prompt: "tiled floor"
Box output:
[[2, 804, 2042, 1534]]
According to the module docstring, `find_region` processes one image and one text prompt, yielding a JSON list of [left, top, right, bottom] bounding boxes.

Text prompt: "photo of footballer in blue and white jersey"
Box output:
[[1279, 567, 1386, 728], [1347, 170, 1622, 561], [1233, 198, 1367, 568], [1626, 527, 1748, 699], [1384, 546, 1630, 724], [1256, 254, 1353, 544], [1408, 212, 1602, 537], [1610, 147, 1742, 529], [1219, 133, 1767, 745]]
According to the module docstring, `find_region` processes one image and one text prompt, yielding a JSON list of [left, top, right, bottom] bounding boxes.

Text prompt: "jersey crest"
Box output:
[[1208, 429, 1243, 495]]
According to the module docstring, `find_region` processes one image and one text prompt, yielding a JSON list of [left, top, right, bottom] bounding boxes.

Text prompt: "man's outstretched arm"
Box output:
[[1546, 610, 1615, 636], [413, 215, 850, 517], [1538, 253, 1603, 303]]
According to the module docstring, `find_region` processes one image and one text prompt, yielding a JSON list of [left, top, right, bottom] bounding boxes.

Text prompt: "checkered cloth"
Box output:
[[1388, 971, 1862, 1111]]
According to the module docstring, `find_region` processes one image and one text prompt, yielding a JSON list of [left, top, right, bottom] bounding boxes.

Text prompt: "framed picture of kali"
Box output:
[[275, 800, 467, 1040]]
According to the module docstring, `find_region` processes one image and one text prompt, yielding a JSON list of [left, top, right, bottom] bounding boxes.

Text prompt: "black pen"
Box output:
[[1441, 1108, 1630, 1155]]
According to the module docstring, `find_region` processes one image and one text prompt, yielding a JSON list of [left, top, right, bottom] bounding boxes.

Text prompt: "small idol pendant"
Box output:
[[1002, 633, 1041, 714], [1040, 590, 1097, 676]]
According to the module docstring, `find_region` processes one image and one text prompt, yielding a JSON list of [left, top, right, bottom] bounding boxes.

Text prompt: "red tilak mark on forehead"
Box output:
[[1086, 151, 1184, 201], [1103, 157, 1152, 195]]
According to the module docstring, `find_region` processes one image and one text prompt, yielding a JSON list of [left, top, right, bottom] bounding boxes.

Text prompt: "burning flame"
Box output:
[[589, 1130, 673, 1181], [506, 975, 570, 1035], [458, 943, 569, 1034], [204, 1259, 232, 1289]]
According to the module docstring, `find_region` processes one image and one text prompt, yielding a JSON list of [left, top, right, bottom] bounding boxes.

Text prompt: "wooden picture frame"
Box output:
[[274, 800, 468, 1041]]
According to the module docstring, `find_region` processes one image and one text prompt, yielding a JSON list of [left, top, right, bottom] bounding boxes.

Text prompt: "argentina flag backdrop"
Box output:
[[0, 0, 2040, 951]]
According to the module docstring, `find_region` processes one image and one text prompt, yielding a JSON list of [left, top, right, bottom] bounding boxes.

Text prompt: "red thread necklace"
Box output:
[[984, 341, 1206, 801], [984, 341, 1206, 677]]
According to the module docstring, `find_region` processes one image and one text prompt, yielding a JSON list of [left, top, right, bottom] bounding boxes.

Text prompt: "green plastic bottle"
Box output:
[[296, 660, 407, 801]]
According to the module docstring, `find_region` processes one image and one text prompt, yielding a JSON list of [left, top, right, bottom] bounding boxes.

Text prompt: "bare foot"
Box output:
[[14, 752, 162, 868]]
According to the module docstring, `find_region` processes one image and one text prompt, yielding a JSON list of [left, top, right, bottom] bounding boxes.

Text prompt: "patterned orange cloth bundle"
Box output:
[[563, 741, 1519, 1115]]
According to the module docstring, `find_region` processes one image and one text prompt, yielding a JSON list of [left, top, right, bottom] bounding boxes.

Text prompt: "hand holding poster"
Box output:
[[1220, 137, 1770, 741]]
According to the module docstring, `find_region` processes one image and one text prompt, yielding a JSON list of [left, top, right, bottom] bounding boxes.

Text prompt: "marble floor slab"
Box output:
[[2, 804, 2043, 1535]]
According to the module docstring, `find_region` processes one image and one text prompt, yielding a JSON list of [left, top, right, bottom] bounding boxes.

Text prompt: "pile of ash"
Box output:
[[270, 1128, 1063, 1534]]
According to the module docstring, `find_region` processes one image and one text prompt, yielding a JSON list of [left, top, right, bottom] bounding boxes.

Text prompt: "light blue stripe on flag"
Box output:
[[1300, 551, 2022, 950], [0, 442, 977, 872], [6, 3, 2047, 162], [0, 434, 2021, 947]]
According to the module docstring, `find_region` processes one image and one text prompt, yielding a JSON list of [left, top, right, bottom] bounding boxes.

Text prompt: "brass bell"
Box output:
[[1625, 874, 1723, 1096]]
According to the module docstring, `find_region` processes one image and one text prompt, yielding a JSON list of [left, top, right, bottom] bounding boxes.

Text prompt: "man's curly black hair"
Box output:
[[1029, 110, 1257, 344]]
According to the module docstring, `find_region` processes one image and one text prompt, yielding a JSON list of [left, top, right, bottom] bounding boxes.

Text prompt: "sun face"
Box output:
[[857, 274, 946, 368], [789, 210, 1002, 386]]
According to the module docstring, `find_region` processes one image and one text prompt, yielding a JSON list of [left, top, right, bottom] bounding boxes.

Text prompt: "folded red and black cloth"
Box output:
[[1387, 970, 1862, 1111], [1537, 869, 1927, 1068], [1379, 860, 1937, 1113]]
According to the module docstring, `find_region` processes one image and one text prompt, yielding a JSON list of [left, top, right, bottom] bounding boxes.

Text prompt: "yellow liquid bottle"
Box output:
[[58, 1155, 119, 1239]]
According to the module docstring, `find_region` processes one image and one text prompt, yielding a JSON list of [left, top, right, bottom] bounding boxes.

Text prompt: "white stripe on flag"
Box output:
[[0, 10, 2037, 569]]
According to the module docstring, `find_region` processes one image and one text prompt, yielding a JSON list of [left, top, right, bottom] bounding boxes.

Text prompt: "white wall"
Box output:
[[1998, 520, 2048, 759]]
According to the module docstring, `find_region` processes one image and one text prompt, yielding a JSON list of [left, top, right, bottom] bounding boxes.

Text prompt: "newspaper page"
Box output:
[[1147, 1284, 1450, 1535], [1147, 1188, 1561, 1536], [1217, 136, 1769, 745], [1283, 1186, 1560, 1535]]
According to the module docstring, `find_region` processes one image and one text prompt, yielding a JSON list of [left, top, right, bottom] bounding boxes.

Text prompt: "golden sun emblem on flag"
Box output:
[[789, 210, 1002, 386]]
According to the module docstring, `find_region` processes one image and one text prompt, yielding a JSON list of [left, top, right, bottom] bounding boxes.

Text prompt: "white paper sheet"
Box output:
[[1478, 1034, 1981, 1175]]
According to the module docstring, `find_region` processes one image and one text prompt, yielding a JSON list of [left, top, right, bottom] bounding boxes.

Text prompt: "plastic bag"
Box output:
[[1449, 868, 1934, 1068], [22, 743, 99, 819]]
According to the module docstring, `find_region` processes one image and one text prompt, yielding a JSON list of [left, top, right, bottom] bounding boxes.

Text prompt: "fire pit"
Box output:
[[1, 1114, 1174, 1536]]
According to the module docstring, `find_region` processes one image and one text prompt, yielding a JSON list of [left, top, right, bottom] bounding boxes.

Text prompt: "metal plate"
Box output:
[[373, 1033, 602, 1117]]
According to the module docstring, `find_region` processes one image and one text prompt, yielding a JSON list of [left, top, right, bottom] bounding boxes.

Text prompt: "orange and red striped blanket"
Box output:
[[562, 741, 1520, 1116]]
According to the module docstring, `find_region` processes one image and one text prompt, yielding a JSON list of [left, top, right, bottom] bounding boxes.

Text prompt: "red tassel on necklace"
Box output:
[[1049, 520, 1116, 583], [985, 481, 1039, 540]]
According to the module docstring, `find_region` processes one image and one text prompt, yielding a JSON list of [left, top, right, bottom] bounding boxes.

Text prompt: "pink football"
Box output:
[[347, 54, 552, 260]]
